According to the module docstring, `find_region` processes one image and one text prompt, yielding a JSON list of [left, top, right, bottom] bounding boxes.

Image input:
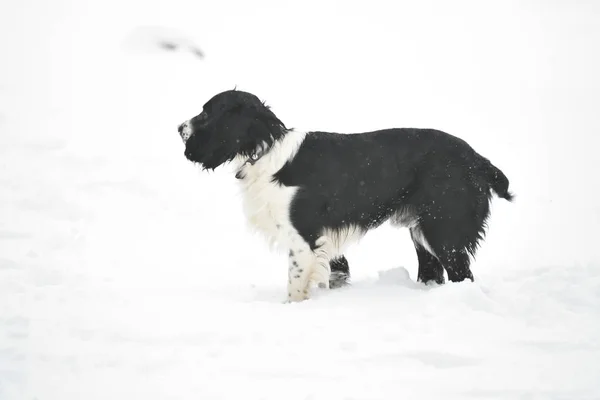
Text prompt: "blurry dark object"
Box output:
[[124, 26, 205, 59], [159, 41, 178, 51], [190, 47, 204, 59], [158, 41, 204, 59]]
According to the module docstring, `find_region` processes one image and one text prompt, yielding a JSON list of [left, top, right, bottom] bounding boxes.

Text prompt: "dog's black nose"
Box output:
[[178, 124, 184, 135]]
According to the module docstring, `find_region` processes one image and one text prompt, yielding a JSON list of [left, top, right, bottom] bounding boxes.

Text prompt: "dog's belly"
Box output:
[[319, 207, 416, 257], [321, 225, 365, 257]]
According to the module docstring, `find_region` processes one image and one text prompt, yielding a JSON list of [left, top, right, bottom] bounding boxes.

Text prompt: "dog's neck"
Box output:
[[235, 130, 306, 181]]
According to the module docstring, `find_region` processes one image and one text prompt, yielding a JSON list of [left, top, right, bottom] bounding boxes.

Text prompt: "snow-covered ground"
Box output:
[[1, 0, 599, 399]]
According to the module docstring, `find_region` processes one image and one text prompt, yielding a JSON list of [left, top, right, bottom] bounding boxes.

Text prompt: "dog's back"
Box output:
[[275, 128, 511, 206]]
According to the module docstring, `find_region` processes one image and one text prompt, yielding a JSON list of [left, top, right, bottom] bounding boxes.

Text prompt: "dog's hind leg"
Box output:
[[410, 229, 445, 285], [415, 219, 476, 283], [437, 248, 474, 282], [329, 256, 350, 289]]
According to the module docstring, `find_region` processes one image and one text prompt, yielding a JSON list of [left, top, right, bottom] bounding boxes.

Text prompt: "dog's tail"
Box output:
[[482, 159, 514, 202]]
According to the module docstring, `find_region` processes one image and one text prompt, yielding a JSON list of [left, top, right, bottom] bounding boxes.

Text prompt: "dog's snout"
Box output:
[[178, 121, 192, 142]]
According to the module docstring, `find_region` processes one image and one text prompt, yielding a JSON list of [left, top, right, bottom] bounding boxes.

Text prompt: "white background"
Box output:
[[1, 0, 599, 399]]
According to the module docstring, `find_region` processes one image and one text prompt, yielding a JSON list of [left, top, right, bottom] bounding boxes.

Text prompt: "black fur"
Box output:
[[180, 90, 513, 287]]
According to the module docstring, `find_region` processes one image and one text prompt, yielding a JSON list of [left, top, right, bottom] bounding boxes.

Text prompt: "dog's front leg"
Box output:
[[287, 237, 331, 302], [287, 248, 315, 302]]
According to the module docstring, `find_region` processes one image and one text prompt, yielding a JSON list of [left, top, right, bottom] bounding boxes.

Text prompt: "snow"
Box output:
[[1, 0, 600, 399]]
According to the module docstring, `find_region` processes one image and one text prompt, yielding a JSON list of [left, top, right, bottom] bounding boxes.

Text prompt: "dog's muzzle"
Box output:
[[178, 121, 192, 143]]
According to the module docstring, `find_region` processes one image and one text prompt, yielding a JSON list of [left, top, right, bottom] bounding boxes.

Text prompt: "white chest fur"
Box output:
[[239, 176, 298, 249], [235, 131, 306, 251]]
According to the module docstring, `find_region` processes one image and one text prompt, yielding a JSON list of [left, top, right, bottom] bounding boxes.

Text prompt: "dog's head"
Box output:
[[178, 89, 288, 170]]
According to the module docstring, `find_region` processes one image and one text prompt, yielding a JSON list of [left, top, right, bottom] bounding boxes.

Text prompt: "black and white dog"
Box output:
[[178, 89, 513, 302]]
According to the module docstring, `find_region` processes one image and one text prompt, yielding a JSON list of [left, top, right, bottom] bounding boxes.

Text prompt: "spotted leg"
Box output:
[[287, 237, 331, 302]]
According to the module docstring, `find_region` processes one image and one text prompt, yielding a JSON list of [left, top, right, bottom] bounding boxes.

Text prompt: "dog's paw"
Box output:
[[287, 288, 310, 303], [329, 271, 351, 289]]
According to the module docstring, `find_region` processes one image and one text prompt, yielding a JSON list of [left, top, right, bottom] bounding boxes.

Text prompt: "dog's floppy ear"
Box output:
[[235, 103, 288, 157], [248, 113, 283, 142]]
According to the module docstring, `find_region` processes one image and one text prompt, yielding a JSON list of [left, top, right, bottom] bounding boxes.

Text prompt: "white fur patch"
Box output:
[[390, 207, 419, 228], [234, 130, 305, 250], [179, 120, 192, 143], [410, 227, 436, 257], [390, 208, 436, 256], [321, 225, 365, 257]]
